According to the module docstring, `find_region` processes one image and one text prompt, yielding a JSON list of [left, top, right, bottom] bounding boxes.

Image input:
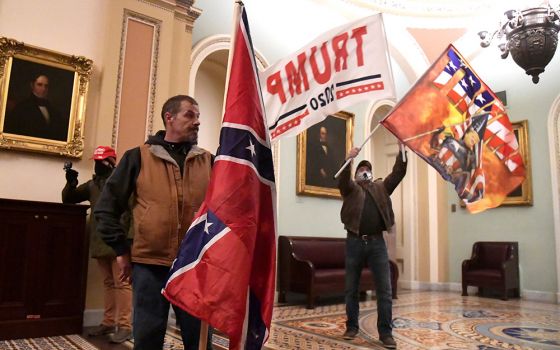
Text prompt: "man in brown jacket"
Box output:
[[338, 146, 407, 349], [94, 95, 213, 350]]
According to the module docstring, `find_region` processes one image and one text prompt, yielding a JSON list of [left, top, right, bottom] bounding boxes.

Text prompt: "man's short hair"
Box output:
[[30, 73, 48, 84], [161, 95, 198, 125]]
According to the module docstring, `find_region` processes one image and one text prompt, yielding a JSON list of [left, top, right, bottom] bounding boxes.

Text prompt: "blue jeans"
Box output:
[[345, 234, 393, 337], [131, 263, 212, 350]]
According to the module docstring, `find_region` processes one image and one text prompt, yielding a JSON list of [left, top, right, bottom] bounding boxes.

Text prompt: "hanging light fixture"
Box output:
[[478, 2, 560, 84]]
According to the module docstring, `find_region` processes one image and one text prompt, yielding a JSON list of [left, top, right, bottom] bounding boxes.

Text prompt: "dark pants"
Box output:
[[132, 263, 212, 350], [345, 233, 393, 337]]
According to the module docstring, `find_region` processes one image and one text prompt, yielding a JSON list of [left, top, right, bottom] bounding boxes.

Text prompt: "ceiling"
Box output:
[[336, 0, 550, 17]]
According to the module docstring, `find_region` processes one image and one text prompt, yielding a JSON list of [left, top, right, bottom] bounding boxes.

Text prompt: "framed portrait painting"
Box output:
[[500, 119, 532, 206], [0, 37, 93, 158], [297, 111, 354, 199]]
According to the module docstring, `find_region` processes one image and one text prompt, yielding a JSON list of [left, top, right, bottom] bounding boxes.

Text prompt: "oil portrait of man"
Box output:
[[2, 58, 74, 142], [304, 114, 348, 189]]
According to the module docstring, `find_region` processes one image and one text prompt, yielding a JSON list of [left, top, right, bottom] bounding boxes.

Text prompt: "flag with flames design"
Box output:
[[381, 44, 525, 213]]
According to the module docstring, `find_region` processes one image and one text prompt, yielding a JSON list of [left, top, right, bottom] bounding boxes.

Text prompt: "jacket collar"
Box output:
[[148, 143, 206, 167]]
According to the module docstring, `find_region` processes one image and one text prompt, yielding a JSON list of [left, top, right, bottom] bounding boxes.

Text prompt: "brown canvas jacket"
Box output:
[[94, 133, 212, 267], [131, 144, 211, 266]]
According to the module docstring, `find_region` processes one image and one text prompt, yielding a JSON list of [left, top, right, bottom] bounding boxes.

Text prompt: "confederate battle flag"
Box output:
[[162, 3, 276, 349], [381, 44, 525, 213]]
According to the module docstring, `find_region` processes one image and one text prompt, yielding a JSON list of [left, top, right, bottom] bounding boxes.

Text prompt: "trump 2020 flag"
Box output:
[[162, 3, 276, 349], [381, 44, 525, 213], [261, 13, 395, 142]]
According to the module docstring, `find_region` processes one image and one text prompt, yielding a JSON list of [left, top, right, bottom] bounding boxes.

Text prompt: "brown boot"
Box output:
[[342, 328, 358, 340], [380, 335, 397, 349]]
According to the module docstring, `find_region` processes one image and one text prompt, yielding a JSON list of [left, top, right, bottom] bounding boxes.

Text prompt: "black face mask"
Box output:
[[94, 162, 113, 177]]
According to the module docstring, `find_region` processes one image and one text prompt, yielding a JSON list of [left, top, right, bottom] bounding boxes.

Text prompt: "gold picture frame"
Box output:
[[297, 111, 354, 199], [0, 37, 93, 158], [500, 119, 532, 206]]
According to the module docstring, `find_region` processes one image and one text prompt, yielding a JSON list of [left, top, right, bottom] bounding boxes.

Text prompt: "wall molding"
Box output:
[[365, 100, 419, 284], [548, 93, 560, 304], [84, 308, 177, 327], [400, 281, 558, 304], [83, 309, 103, 327], [188, 34, 269, 96], [112, 9, 161, 149]]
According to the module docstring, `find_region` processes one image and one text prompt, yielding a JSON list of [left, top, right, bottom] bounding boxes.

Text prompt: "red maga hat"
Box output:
[[92, 146, 117, 160]]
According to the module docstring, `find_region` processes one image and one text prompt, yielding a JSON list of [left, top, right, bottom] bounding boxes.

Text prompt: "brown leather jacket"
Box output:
[[338, 152, 407, 235]]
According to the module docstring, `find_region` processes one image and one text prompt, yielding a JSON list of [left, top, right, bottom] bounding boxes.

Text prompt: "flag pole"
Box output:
[[196, 2, 244, 349], [198, 321, 209, 350], [220, 0, 244, 121], [333, 123, 382, 179]]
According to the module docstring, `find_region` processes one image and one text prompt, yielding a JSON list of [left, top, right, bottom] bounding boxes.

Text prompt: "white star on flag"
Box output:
[[204, 220, 213, 234], [476, 94, 486, 104], [246, 139, 256, 157]]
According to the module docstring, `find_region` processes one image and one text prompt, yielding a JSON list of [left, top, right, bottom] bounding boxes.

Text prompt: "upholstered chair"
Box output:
[[462, 241, 520, 300]]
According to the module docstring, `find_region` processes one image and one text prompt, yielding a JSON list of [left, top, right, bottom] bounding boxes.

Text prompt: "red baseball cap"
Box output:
[[92, 146, 117, 161]]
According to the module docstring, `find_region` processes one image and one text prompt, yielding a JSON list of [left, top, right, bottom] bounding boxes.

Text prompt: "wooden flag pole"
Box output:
[[333, 123, 382, 179], [198, 321, 209, 350]]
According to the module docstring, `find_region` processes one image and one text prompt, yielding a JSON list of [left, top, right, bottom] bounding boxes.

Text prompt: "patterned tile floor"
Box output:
[[0, 334, 98, 350], [5, 291, 558, 349], [267, 291, 560, 349]]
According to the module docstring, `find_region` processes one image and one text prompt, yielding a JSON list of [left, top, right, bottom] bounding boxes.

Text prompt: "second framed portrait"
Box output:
[[500, 119, 532, 206], [297, 111, 354, 199]]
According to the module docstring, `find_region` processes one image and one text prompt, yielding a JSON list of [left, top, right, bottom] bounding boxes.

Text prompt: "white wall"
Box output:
[[192, 0, 559, 294], [195, 55, 227, 154], [447, 46, 560, 293], [0, 0, 110, 202], [192, 0, 367, 237]]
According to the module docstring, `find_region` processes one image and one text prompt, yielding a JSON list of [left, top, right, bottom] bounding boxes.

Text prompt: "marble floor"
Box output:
[[267, 290, 560, 349], [4, 290, 559, 349]]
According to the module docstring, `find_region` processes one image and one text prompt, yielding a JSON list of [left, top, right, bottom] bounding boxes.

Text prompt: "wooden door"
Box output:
[[371, 125, 412, 283]]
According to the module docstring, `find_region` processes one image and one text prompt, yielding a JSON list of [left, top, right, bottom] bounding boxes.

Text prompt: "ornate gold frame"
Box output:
[[501, 119, 532, 206], [0, 37, 92, 158], [297, 111, 354, 199]]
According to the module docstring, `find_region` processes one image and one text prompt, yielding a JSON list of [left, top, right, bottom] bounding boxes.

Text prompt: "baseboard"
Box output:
[[84, 308, 178, 328], [83, 309, 104, 327], [401, 281, 558, 303], [399, 280, 476, 293], [521, 289, 558, 304]]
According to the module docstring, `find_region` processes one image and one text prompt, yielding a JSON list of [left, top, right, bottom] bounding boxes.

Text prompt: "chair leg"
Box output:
[[501, 288, 508, 301], [306, 293, 316, 309], [462, 282, 468, 296], [278, 291, 286, 303]]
